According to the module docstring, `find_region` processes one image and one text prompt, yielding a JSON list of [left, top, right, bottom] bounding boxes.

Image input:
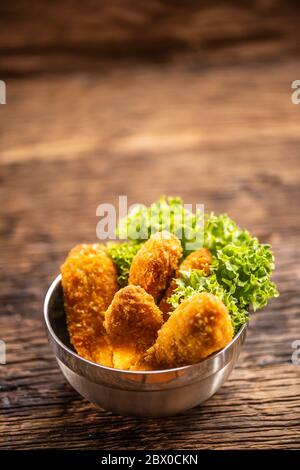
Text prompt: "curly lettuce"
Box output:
[[169, 213, 279, 333], [170, 270, 249, 334], [107, 241, 142, 287], [117, 196, 203, 256], [111, 201, 278, 332], [204, 212, 248, 254]]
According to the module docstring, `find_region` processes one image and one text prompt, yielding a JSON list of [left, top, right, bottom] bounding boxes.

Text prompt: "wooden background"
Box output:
[[0, 0, 300, 450]]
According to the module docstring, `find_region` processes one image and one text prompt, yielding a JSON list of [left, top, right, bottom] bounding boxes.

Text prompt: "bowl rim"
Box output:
[[44, 273, 248, 376]]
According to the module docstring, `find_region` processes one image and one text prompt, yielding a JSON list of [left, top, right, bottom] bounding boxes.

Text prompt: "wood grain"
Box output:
[[0, 6, 300, 448], [1, 0, 300, 76]]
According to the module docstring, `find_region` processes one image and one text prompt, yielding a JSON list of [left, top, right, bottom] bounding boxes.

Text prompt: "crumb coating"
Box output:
[[128, 231, 183, 302], [104, 285, 163, 369], [61, 244, 118, 366], [159, 247, 212, 315], [146, 292, 233, 368]]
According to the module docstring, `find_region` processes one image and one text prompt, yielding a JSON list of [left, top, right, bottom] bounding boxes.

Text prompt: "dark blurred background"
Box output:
[[0, 0, 300, 450], [1, 0, 300, 74]]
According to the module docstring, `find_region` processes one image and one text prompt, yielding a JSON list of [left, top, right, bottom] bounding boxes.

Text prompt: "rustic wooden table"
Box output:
[[1, 2, 300, 448]]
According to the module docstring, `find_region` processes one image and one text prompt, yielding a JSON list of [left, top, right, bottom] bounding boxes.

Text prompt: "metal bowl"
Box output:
[[44, 274, 247, 417]]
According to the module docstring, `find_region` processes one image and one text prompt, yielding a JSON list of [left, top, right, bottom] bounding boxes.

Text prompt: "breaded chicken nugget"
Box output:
[[159, 247, 212, 316], [104, 285, 163, 370], [128, 231, 183, 302], [180, 247, 212, 274], [61, 244, 118, 366], [146, 292, 233, 369]]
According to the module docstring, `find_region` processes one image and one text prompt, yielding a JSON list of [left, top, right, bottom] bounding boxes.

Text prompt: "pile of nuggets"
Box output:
[[61, 231, 234, 371]]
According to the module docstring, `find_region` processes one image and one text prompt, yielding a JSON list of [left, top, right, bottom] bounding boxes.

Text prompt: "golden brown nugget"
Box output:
[[146, 292, 233, 369], [61, 244, 118, 366], [180, 247, 212, 274], [104, 285, 163, 370], [159, 247, 212, 316], [128, 231, 183, 302]]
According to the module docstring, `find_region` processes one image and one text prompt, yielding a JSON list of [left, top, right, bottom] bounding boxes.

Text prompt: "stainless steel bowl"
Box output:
[[44, 274, 247, 417]]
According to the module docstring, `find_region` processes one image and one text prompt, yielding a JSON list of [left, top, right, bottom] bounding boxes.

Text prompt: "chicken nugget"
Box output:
[[180, 247, 212, 274], [128, 231, 183, 302], [159, 247, 212, 316], [146, 292, 233, 369], [104, 285, 163, 370], [61, 244, 118, 366]]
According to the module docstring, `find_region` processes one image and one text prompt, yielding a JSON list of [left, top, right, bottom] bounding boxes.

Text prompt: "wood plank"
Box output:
[[0, 56, 300, 449]]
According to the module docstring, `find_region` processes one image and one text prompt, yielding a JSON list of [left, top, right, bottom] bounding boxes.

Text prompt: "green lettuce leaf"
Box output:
[[169, 213, 279, 333], [107, 241, 142, 287], [169, 270, 249, 334], [117, 195, 203, 256]]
